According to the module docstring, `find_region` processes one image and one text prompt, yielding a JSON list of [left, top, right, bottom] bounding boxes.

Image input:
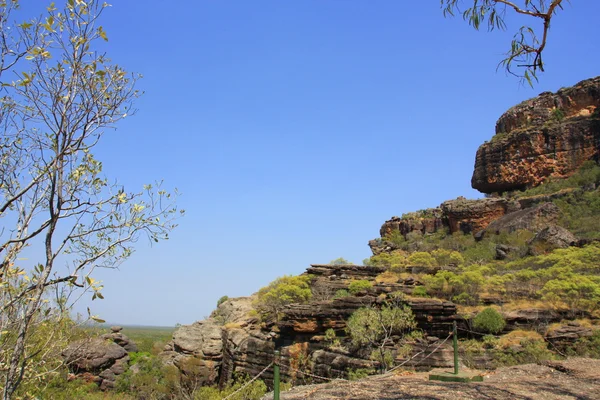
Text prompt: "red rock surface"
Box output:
[[472, 76, 600, 194]]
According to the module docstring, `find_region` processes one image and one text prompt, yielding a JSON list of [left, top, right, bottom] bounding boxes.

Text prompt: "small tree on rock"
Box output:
[[346, 298, 416, 372]]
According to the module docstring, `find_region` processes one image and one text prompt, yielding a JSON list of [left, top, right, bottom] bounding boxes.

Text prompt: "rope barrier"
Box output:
[[280, 364, 346, 382], [457, 326, 586, 340], [277, 333, 454, 383], [222, 362, 274, 400], [385, 333, 453, 374]]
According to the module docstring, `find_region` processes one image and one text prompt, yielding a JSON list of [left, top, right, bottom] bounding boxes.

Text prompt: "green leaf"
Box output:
[[98, 26, 108, 41]]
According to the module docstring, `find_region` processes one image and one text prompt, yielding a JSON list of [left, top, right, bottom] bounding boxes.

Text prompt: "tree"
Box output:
[[346, 297, 416, 372], [328, 257, 353, 265], [442, 0, 567, 85], [0, 2, 181, 398], [253, 275, 312, 321]]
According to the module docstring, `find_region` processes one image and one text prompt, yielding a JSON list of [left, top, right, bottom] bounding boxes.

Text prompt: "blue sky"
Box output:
[[17, 1, 600, 326]]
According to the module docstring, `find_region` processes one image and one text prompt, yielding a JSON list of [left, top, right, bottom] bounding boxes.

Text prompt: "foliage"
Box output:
[[329, 257, 353, 265], [364, 250, 407, 269], [347, 368, 375, 381], [516, 161, 600, 199], [473, 308, 506, 334], [217, 295, 229, 307], [6, 318, 93, 398], [253, 275, 312, 321], [194, 377, 267, 400], [441, 0, 567, 85], [348, 280, 373, 295], [540, 275, 600, 315], [565, 329, 600, 358], [431, 249, 464, 266], [346, 303, 416, 371], [115, 353, 179, 399], [0, 2, 182, 397], [333, 289, 350, 299], [121, 326, 175, 354], [407, 252, 437, 267], [411, 286, 429, 297]]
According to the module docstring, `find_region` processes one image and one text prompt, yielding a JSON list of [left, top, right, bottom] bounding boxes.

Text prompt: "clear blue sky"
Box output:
[[19, 1, 600, 326]]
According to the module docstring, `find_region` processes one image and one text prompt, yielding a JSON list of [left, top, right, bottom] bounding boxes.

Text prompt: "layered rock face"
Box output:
[[472, 76, 600, 194], [161, 264, 457, 387]]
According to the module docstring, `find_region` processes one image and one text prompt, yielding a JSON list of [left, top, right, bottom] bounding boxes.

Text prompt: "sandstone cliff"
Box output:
[[161, 264, 458, 387], [472, 76, 600, 194]]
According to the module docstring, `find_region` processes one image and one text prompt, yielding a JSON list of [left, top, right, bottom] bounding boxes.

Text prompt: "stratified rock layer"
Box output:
[[472, 76, 600, 194], [161, 264, 458, 388]]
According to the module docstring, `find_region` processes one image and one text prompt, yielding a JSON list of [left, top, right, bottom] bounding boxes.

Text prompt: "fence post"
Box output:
[[273, 350, 280, 400], [453, 320, 459, 375]]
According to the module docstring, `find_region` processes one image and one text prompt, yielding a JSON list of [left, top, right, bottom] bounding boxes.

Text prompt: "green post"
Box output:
[[453, 320, 459, 375], [273, 350, 280, 400]]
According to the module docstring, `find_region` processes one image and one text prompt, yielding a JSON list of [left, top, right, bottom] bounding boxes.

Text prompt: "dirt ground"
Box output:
[[262, 358, 600, 400]]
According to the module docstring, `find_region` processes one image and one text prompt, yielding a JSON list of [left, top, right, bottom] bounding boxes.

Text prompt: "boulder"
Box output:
[[62, 338, 129, 390], [528, 225, 578, 255]]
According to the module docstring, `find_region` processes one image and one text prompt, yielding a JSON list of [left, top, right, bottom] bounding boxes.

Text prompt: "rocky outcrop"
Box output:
[[63, 335, 130, 390], [379, 209, 445, 238], [545, 322, 596, 351], [161, 264, 459, 388], [441, 197, 519, 234], [371, 197, 522, 250], [472, 76, 600, 194], [101, 326, 138, 353], [476, 202, 559, 239]]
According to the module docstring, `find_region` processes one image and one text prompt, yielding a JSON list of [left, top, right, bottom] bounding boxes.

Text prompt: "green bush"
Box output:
[[407, 251, 436, 267], [347, 368, 375, 381], [348, 280, 373, 295], [412, 286, 429, 297], [195, 378, 267, 400], [253, 275, 312, 321], [217, 295, 229, 307], [329, 257, 353, 265], [566, 329, 600, 358], [333, 289, 350, 299], [473, 307, 506, 334]]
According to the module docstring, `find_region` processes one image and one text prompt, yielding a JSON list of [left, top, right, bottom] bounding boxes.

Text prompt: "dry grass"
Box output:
[[498, 330, 544, 348], [375, 271, 400, 284], [223, 322, 242, 330], [499, 299, 560, 311]]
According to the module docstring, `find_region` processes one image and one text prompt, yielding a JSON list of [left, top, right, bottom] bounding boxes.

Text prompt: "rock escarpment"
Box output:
[[161, 264, 458, 387], [472, 76, 600, 194]]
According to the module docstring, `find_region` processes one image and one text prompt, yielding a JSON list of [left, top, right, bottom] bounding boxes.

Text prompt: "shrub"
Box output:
[[365, 250, 407, 268], [333, 289, 350, 299], [346, 305, 416, 371], [412, 286, 429, 297], [407, 251, 436, 267], [348, 280, 373, 295], [253, 275, 312, 321], [329, 257, 353, 265], [473, 307, 506, 334], [431, 249, 464, 266], [217, 295, 229, 307], [566, 329, 600, 358], [347, 368, 375, 381]]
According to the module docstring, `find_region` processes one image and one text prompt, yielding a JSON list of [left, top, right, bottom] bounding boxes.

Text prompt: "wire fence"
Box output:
[[221, 323, 579, 399], [222, 362, 273, 400]]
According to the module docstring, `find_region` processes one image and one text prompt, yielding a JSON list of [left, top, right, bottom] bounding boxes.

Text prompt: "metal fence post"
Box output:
[[453, 320, 459, 375], [273, 350, 281, 400]]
